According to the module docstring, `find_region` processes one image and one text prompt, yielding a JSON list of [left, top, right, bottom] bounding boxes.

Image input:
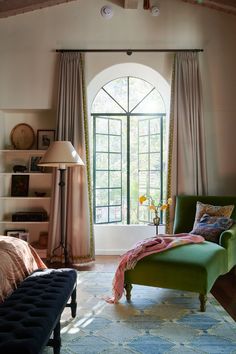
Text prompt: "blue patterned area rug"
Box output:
[[45, 272, 236, 354]]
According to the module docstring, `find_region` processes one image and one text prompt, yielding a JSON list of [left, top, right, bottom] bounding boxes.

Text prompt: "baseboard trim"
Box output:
[[95, 249, 125, 255]]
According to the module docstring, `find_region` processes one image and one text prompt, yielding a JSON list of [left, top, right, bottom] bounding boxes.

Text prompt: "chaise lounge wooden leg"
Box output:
[[199, 293, 207, 312], [124, 283, 132, 301]]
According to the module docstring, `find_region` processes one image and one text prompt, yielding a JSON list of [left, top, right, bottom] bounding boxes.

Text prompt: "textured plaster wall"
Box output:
[[0, 0, 235, 194]]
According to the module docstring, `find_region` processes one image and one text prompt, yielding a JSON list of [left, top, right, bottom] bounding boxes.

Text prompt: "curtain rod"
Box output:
[[56, 48, 203, 55]]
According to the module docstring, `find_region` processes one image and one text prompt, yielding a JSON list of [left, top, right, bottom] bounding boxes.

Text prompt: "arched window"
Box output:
[[91, 76, 168, 224]]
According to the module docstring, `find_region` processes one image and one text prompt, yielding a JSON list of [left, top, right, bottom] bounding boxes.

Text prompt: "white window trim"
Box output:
[[87, 63, 170, 255]]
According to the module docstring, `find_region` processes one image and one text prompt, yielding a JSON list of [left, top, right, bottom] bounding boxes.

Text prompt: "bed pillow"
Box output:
[[193, 201, 234, 228], [191, 213, 235, 243]]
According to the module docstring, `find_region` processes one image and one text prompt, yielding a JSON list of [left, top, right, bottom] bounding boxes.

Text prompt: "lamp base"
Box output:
[[51, 241, 69, 264]]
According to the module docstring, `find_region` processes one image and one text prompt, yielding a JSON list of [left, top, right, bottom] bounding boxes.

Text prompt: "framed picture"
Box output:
[[29, 156, 44, 172], [11, 175, 29, 196], [37, 130, 55, 150], [5, 229, 26, 238], [19, 232, 29, 242]]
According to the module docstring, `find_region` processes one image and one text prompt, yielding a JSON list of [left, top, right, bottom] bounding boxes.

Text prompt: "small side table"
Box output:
[[148, 223, 163, 235]]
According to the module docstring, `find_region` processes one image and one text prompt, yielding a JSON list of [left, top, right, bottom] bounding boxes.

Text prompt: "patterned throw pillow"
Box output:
[[193, 201, 234, 228], [191, 213, 235, 243]]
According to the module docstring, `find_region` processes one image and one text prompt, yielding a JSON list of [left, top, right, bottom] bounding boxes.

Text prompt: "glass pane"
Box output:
[[96, 189, 108, 206], [109, 206, 121, 222], [150, 153, 160, 170], [129, 77, 153, 112], [96, 171, 108, 188], [150, 134, 160, 153], [139, 120, 149, 136], [109, 153, 121, 170], [96, 207, 108, 223], [92, 90, 125, 113], [96, 153, 108, 170], [96, 134, 108, 152], [109, 119, 121, 135], [139, 171, 149, 189], [150, 171, 160, 188], [139, 153, 149, 170], [109, 135, 121, 153], [150, 189, 160, 203], [139, 136, 149, 153], [109, 188, 121, 205], [110, 171, 121, 188], [139, 205, 149, 221], [150, 118, 160, 134], [104, 78, 128, 112], [133, 89, 166, 113], [96, 117, 108, 134]]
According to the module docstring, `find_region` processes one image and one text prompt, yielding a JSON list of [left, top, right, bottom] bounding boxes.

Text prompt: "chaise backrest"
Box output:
[[173, 195, 236, 234]]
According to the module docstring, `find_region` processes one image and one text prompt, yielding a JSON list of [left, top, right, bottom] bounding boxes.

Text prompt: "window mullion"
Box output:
[[129, 87, 155, 114], [127, 77, 130, 113], [102, 88, 127, 113], [127, 114, 130, 224], [160, 115, 164, 223], [93, 116, 96, 223]]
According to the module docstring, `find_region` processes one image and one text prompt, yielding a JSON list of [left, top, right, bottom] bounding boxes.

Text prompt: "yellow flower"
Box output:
[[160, 204, 168, 211], [139, 194, 172, 214], [139, 195, 147, 204], [149, 205, 156, 212]]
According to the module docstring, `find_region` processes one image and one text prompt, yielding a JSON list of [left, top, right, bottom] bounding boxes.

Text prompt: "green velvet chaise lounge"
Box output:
[[124, 196, 236, 311]]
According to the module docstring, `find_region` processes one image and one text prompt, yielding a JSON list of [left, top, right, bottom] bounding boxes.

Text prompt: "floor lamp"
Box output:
[[38, 141, 84, 264]]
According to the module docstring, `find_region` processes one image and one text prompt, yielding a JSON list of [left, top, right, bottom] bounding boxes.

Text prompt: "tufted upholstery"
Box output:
[[0, 268, 77, 354]]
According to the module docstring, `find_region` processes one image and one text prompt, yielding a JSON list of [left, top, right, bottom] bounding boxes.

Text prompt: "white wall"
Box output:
[[0, 0, 236, 253], [95, 224, 165, 255]]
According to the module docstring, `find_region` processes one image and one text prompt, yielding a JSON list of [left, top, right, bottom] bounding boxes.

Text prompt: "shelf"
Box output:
[[0, 150, 46, 154], [0, 110, 55, 249], [0, 221, 49, 224], [0, 172, 51, 176], [0, 197, 51, 200]]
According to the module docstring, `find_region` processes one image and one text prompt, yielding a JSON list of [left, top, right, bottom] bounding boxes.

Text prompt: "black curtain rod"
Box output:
[[56, 48, 203, 55]]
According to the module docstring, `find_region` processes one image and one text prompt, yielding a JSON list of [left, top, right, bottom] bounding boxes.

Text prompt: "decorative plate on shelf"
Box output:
[[10, 123, 35, 150]]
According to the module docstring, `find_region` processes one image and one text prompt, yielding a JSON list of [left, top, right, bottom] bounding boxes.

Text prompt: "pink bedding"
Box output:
[[0, 236, 47, 302]]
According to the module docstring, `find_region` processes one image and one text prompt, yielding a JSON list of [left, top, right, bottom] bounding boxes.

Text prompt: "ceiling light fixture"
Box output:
[[150, 6, 160, 16], [101, 5, 114, 19]]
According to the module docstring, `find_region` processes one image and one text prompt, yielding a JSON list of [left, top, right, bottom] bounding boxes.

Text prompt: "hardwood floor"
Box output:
[[47, 255, 236, 322], [211, 266, 236, 321]]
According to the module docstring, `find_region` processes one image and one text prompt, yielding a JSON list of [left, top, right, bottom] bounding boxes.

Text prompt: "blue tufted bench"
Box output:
[[0, 268, 77, 354]]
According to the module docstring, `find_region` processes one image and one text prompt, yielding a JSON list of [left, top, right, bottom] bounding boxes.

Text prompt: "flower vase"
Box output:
[[153, 214, 160, 226]]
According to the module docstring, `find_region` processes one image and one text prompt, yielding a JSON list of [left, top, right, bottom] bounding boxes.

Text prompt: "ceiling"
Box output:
[[181, 0, 236, 16], [0, 0, 236, 18], [0, 0, 77, 18]]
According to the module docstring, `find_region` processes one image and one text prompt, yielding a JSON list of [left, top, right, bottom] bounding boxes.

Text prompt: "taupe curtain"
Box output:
[[47, 52, 95, 263], [166, 52, 208, 232]]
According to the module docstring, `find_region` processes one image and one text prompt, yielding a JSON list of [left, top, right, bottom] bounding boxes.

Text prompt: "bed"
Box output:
[[0, 235, 47, 302]]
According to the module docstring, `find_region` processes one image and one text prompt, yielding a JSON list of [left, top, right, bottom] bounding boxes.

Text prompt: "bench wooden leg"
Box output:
[[124, 283, 132, 301], [53, 321, 61, 354], [199, 293, 207, 312], [48, 320, 61, 354], [66, 287, 77, 318], [71, 287, 77, 318]]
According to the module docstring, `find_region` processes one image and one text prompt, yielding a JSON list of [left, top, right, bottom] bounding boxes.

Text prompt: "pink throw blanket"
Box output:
[[0, 236, 47, 302], [105, 233, 204, 304]]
